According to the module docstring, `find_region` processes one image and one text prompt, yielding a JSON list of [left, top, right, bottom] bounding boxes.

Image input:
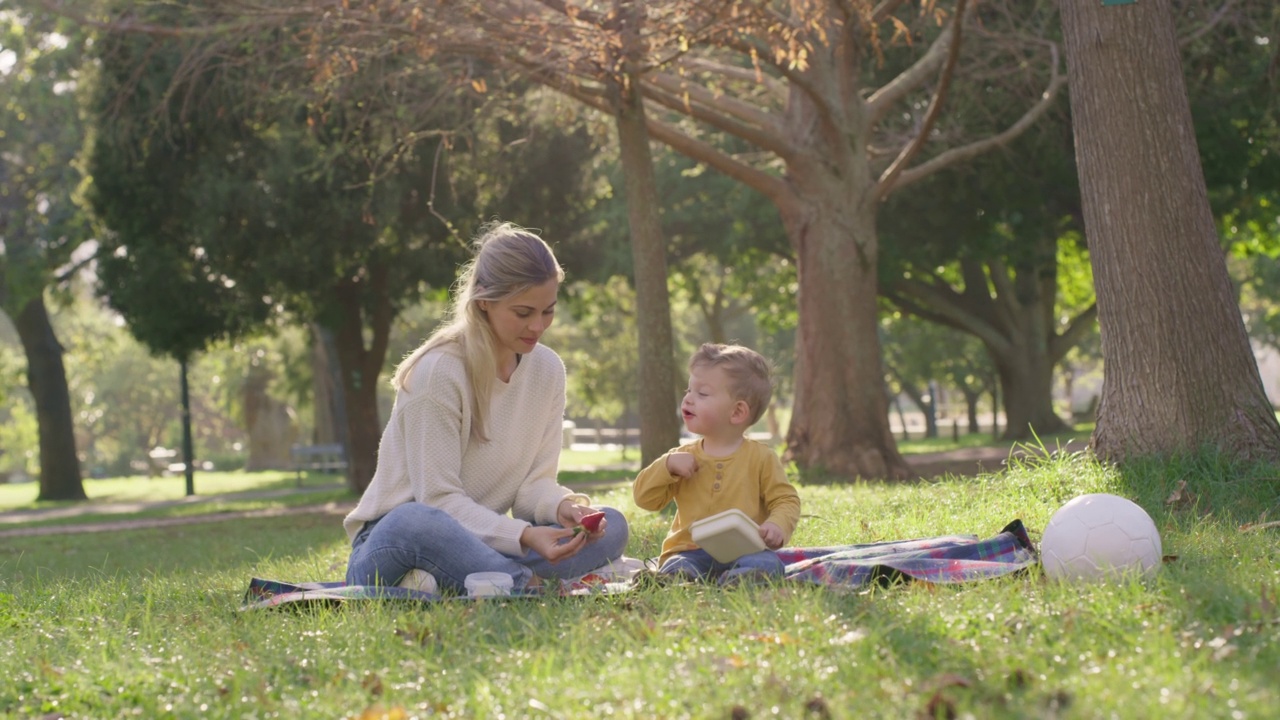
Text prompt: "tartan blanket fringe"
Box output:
[[241, 519, 1037, 610]]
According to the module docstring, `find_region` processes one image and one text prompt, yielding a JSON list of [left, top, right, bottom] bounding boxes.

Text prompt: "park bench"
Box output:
[[290, 443, 348, 485]]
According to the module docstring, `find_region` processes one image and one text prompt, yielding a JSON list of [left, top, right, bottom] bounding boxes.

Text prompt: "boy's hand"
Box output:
[[759, 521, 786, 549], [666, 452, 699, 479]]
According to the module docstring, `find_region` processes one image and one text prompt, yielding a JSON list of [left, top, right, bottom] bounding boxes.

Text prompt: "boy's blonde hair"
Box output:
[[689, 343, 773, 426], [392, 221, 564, 441]]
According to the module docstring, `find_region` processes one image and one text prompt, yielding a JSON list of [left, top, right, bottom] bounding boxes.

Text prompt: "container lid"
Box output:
[[464, 572, 514, 591], [690, 508, 767, 563]]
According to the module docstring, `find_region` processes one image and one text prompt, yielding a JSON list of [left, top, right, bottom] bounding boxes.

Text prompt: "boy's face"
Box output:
[[681, 365, 748, 437]]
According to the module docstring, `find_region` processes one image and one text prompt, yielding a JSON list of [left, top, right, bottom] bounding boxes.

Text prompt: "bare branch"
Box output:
[[641, 71, 792, 159], [1050, 303, 1099, 363], [876, 0, 968, 201], [680, 57, 788, 103], [886, 275, 1013, 355], [865, 6, 963, 127], [1179, 0, 1238, 48], [644, 117, 791, 206], [37, 0, 275, 37], [887, 42, 1065, 193], [872, 0, 913, 24]]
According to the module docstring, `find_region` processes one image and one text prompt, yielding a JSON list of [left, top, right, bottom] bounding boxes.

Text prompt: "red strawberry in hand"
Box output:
[[573, 511, 607, 535]]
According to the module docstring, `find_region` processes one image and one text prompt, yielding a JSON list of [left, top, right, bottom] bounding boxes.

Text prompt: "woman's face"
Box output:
[[482, 279, 559, 357]]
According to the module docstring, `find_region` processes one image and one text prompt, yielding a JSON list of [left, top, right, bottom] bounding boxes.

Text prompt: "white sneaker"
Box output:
[[397, 568, 438, 594]]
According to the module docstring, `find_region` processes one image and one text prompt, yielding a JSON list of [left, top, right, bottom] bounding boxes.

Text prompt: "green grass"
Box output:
[[0, 470, 345, 512], [2, 450, 1278, 718], [895, 426, 1093, 455]]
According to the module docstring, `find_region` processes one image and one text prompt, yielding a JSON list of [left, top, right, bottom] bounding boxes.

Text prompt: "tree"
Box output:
[[0, 2, 91, 500], [72, 0, 1066, 478], [878, 119, 1096, 441], [420, 0, 1064, 477], [1057, 0, 1280, 462], [496, 0, 1061, 478]]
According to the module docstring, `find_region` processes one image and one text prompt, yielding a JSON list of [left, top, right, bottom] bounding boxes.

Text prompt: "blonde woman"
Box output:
[[344, 222, 627, 594]]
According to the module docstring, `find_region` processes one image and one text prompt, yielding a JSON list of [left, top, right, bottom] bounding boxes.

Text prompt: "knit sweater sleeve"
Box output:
[[632, 450, 680, 511], [758, 445, 802, 541], [402, 358, 531, 556], [510, 353, 588, 523]]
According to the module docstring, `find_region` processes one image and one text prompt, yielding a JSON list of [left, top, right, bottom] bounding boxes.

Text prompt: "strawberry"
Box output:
[[577, 511, 607, 534]]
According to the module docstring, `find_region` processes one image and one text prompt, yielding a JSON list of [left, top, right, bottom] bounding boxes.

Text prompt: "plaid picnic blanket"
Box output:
[[241, 520, 1036, 610], [778, 519, 1036, 587]]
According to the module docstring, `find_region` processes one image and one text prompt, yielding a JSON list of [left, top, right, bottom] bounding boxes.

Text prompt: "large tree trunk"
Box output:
[[781, 165, 909, 479], [14, 294, 84, 501], [310, 323, 348, 448], [330, 269, 396, 493], [1059, 0, 1280, 462], [990, 332, 1069, 440], [616, 72, 681, 465]]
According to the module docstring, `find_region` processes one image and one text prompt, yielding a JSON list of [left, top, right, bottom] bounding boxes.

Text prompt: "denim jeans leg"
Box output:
[[345, 503, 534, 593], [515, 506, 630, 579], [720, 549, 784, 584], [659, 548, 717, 580]]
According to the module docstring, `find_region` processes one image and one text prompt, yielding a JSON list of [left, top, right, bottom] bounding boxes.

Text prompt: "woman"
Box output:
[[344, 222, 628, 594]]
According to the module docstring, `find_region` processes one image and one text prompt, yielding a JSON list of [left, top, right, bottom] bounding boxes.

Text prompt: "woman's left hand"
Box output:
[[557, 499, 607, 539]]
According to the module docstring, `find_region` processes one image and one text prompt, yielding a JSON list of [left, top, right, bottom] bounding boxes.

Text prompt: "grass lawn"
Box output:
[[2, 450, 1277, 718]]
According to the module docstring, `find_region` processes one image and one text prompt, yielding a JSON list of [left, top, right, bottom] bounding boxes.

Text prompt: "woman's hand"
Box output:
[[521, 524, 586, 563], [556, 499, 608, 540]]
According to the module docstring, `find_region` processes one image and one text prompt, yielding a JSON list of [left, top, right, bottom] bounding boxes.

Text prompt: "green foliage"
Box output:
[[559, 277, 640, 425], [86, 16, 273, 361], [0, 1, 94, 315], [2, 453, 1279, 718]]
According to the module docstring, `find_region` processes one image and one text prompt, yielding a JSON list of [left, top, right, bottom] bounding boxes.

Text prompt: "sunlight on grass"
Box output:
[[0, 470, 343, 512], [1, 451, 1277, 718]]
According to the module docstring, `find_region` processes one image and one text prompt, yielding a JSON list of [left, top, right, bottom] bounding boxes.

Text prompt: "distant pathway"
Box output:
[[0, 440, 1091, 538]]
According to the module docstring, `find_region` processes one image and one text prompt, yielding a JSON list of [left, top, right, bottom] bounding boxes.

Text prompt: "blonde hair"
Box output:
[[393, 222, 564, 441], [689, 343, 773, 426]]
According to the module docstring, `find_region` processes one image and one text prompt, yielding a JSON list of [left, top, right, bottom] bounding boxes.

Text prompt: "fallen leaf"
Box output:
[[743, 632, 797, 645], [1238, 520, 1280, 533], [804, 695, 832, 718], [1165, 479, 1196, 510], [920, 689, 956, 720], [352, 705, 407, 720]]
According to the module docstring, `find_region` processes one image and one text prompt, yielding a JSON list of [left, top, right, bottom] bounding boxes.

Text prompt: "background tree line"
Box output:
[[2, 0, 1278, 499]]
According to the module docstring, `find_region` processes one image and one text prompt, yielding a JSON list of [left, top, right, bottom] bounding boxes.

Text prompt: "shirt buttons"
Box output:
[[713, 482, 721, 490]]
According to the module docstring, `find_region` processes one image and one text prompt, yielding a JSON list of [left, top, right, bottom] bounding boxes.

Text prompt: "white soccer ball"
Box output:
[[1040, 493, 1162, 581]]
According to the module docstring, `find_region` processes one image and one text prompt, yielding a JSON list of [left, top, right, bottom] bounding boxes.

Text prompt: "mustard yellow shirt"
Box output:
[[633, 438, 801, 562]]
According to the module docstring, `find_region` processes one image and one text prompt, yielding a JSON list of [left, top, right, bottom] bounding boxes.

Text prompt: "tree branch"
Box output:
[[1179, 0, 1238, 48], [886, 43, 1065, 192], [886, 275, 1013, 355], [1050, 303, 1098, 362], [680, 57, 788, 103], [643, 114, 792, 206], [641, 72, 793, 159], [875, 0, 968, 201], [865, 5, 963, 127]]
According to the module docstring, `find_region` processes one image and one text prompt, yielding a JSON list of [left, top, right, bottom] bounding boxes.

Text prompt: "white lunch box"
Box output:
[[690, 508, 767, 563]]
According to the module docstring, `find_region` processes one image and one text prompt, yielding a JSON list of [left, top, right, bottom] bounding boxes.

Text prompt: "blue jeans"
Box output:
[[659, 548, 784, 585], [345, 503, 629, 593]]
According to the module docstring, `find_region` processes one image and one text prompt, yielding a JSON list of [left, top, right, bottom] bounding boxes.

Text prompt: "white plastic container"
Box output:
[[464, 572, 514, 597], [690, 509, 767, 563]]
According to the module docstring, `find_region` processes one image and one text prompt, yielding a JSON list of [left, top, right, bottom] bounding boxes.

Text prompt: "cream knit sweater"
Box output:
[[343, 343, 587, 557]]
